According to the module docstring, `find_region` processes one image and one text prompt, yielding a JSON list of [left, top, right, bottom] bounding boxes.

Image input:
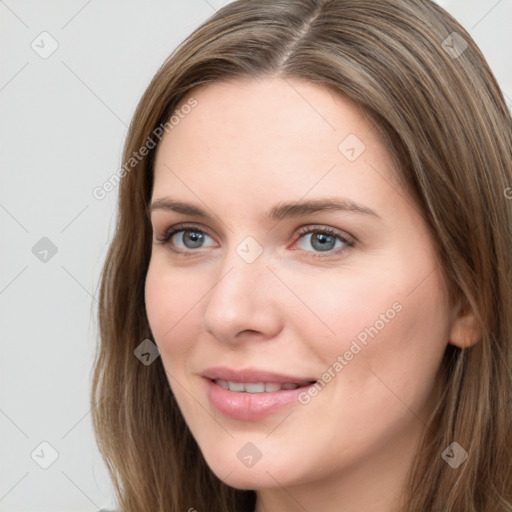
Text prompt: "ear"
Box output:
[[448, 300, 482, 348]]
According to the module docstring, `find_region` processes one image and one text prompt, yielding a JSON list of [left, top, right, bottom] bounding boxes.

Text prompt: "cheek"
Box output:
[[144, 259, 199, 359], [328, 271, 451, 418], [297, 259, 451, 402], [283, 266, 405, 351], [145, 263, 170, 339]]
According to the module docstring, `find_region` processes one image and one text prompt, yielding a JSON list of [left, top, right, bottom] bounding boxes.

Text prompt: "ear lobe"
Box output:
[[448, 301, 482, 348]]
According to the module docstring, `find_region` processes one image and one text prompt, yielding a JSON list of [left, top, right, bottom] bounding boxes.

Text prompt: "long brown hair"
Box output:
[[91, 0, 512, 510]]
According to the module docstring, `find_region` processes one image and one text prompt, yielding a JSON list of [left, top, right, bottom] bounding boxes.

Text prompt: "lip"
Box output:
[[201, 366, 317, 385], [203, 378, 317, 420], [201, 366, 318, 421]]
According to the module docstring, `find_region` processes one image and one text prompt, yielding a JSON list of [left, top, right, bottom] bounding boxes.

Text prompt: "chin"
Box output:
[[219, 470, 279, 491], [201, 453, 278, 490]]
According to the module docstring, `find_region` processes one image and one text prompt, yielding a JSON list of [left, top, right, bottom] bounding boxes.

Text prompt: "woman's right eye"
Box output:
[[155, 224, 216, 254]]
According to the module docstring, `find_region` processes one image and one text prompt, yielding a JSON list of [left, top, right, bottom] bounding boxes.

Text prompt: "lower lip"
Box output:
[[204, 378, 316, 421]]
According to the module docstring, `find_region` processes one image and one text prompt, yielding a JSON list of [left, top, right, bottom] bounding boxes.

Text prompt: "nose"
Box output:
[[201, 242, 283, 344]]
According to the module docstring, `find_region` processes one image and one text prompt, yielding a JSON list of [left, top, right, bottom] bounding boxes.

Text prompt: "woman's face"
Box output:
[[145, 77, 456, 503]]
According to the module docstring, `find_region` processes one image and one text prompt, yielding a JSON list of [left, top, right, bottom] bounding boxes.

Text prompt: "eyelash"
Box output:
[[154, 222, 355, 259]]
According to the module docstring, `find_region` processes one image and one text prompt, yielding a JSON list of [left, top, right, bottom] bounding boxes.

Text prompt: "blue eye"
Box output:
[[294, 225, 354, 257], [155, 224, 216, 251], [155, 223, 354, 258]]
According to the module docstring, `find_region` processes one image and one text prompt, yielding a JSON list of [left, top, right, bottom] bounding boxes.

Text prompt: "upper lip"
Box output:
[[201, 366, 317, 385]]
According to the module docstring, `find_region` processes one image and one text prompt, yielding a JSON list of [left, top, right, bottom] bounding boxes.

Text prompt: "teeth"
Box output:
[[215, 379, 229, 390], [214, 379, 302, 392], [244, 382, 265, 393], [228, 381, 245, 392]]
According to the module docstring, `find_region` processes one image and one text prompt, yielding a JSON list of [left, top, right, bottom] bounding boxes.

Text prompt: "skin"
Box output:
[[144, 77, 481, 512]]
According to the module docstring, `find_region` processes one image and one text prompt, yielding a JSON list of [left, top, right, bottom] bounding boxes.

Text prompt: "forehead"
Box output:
[[151, 77, 402, 222], [155, 78, 386, 172], [167, 77, 371, 152]]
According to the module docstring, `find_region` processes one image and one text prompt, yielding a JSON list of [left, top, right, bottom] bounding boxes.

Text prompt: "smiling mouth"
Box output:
[[211, 379, 317, 393]]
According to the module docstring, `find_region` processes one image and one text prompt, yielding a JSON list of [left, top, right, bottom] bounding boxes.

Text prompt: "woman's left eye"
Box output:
[[293, 225, 354, 257], [155, 223, 354, 258]]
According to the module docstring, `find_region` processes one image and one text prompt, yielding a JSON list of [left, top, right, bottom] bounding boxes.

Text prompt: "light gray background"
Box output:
[[1, 1, 510, 511]]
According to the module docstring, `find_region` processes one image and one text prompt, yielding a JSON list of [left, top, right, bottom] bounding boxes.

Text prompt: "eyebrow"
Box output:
[[148, 196, 381, 222]]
